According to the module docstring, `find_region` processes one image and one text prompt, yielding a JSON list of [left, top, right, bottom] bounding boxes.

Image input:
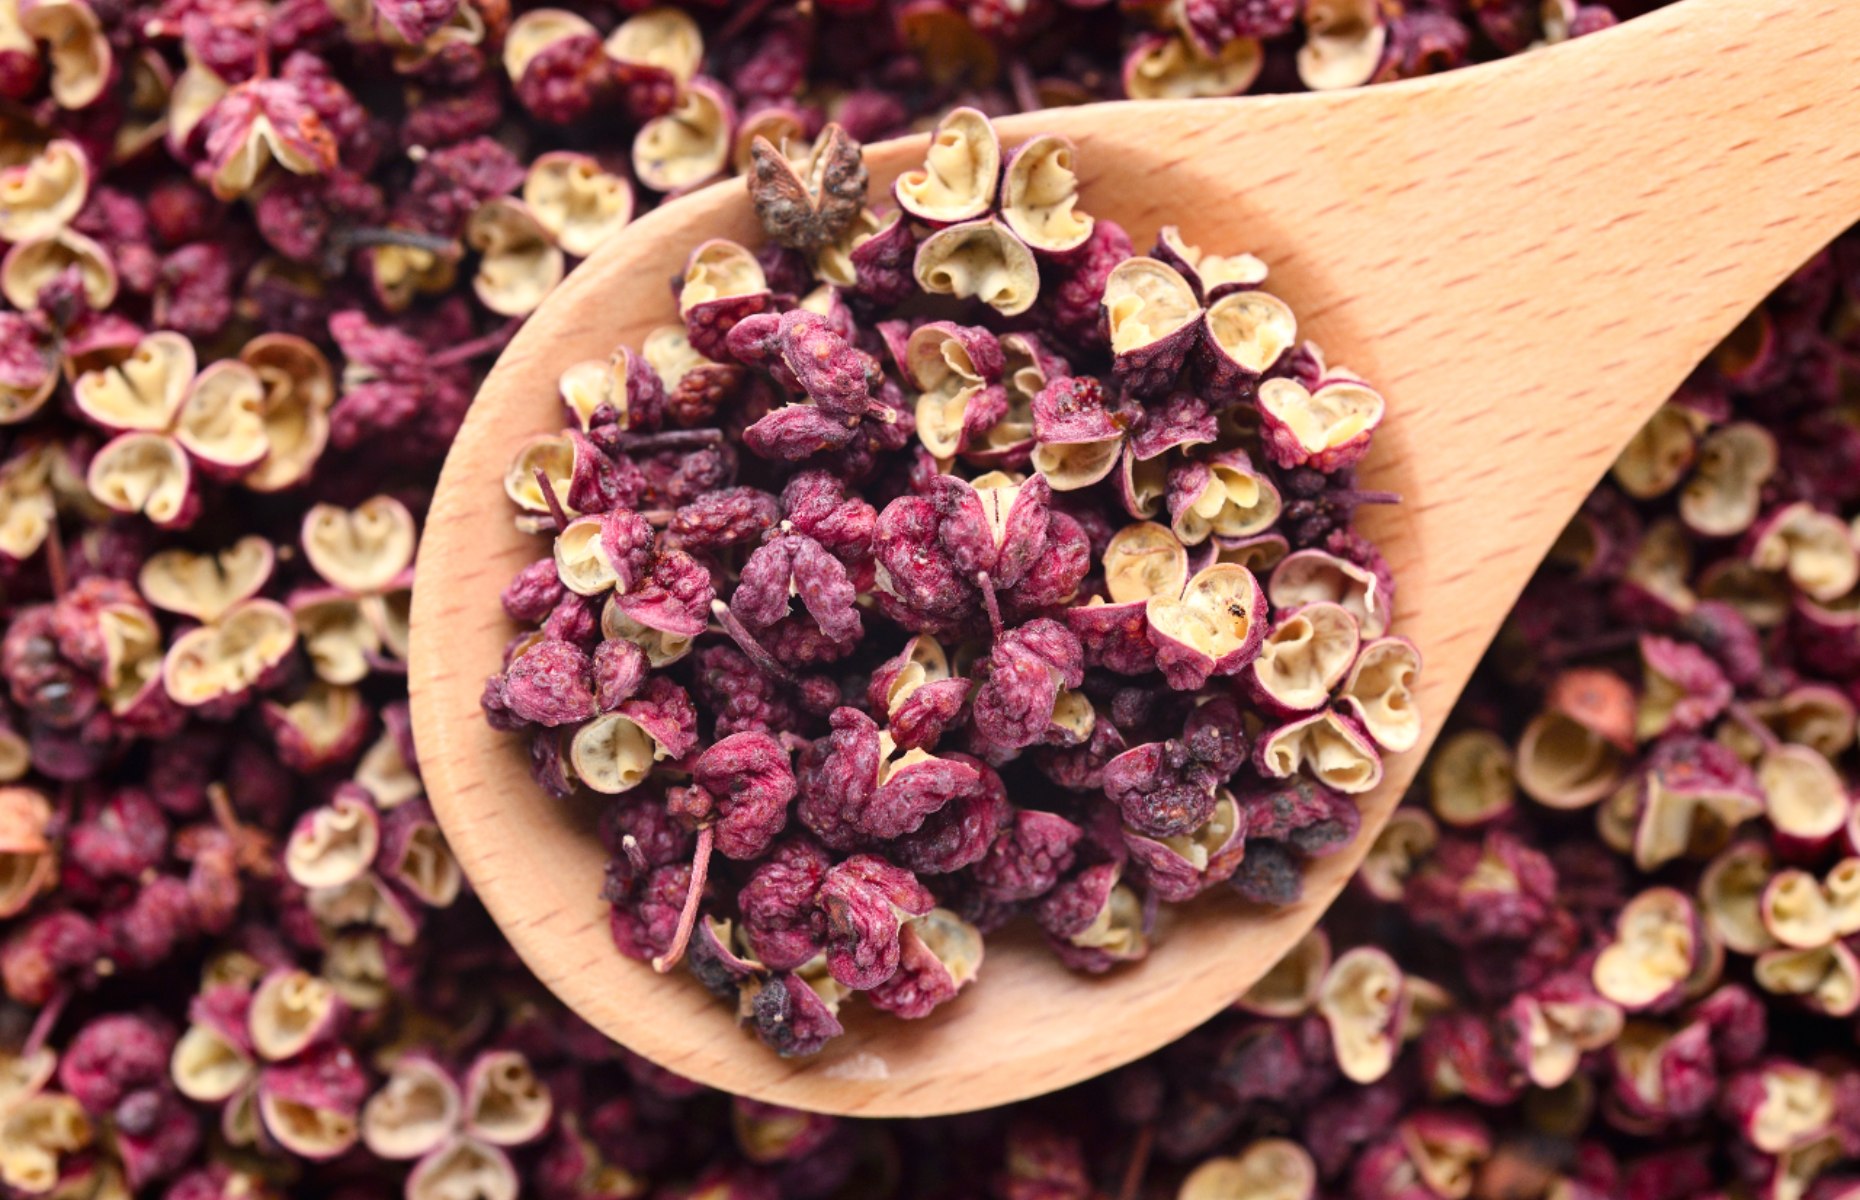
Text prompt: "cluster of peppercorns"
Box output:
[[482, 107, 1422, 1053], [2, 0, 1782, 1194]]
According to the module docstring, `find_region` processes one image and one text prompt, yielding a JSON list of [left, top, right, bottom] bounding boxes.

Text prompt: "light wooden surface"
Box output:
[[410, 0, 1860, 1117]]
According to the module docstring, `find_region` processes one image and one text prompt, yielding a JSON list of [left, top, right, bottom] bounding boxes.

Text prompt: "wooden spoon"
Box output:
[[410, 0, 1860, 1117]]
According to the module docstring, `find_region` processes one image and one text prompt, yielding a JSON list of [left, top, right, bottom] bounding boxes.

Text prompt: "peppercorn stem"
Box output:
[[1115, 1124, 1153, 1200], [1543, 627, 1640, 663], [620, 834, 649, 878], [1009, 59, 1042, 114], [428, 320, 522, 369], [340, 226, 460, 256], [714, 0, 777, 42], [1334, 487, 1402, 507], [21, 987, 67, 1059], [534, 467, 571, 532], [1727, 703, 1782, 752], [207, 782, 276, 875], [610, 429, 723, 452], [976, 572, 1005, 641], [652, 824, 713, 974], [40, 511, 66, 598], [207, 782, 239, 837], [710, 599, 800, 685]]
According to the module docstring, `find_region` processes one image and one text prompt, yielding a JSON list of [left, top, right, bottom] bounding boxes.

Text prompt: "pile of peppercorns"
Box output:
[[38, 0, 1860, 1197], [483, 106, 1418, 1054]]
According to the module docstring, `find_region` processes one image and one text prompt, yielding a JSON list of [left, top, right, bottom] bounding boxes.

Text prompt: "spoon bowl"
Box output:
[[410, 0, 1860, 1117]]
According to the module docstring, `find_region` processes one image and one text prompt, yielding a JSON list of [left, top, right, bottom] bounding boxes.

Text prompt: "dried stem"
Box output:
[[429, 320, 523, 369], [1727, 702, 1782, 752], [1115, 1124, 1154, 1200], [1543, 626, 1641, 665], [714, 0, 778, 42], [534, 467, 571, 532], [1336, 486, 1402, 507], [1009, 59, 1042, 114], [976, 572, 1005, 642], [620, 833, 649, 877], [207, 782, 277, 875], [207, 781, 240, 838], [340, 226, 460, 256], [611, 429, 723, 452], [22, 988, 68, 1059], [40, 510, 66, 599], [652, 823, 713, 974], [710, 599, 799, 685], [252, 21, 272, 81]]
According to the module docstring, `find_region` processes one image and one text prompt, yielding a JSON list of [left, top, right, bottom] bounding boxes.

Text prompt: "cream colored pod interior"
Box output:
[[1001, 133, 1092, 255], [1298, 0, 1387, 91], [909, 324, 993, 460], [525, 153, 634, 259], [1125, 32, 1262, 101], [914, 219, 1039, 318], [604, 6, 703, 84], [468, 198, 565, 318], [1104, 257, 1201, 356], [0, 139, 87, 243], [303, 496, 418, 594], [1317, 947, 1404, 1083], [632, 83, 732, 194], [569, 711, 675, 794], [894, 106, 999, 224]]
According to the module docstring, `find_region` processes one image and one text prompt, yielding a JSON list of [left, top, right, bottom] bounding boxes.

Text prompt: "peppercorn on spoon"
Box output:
[[410, 0, 1860, 1117]]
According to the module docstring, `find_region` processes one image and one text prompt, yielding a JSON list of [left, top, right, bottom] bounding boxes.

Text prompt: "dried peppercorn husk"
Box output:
[[746, 124, 867, 253]]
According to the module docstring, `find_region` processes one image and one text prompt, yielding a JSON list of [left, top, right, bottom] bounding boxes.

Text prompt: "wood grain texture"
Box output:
[[410, 0, 1860, 1117]]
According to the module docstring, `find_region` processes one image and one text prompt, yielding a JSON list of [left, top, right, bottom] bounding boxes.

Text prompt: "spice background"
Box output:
[[13, 1, 1860, 1198]]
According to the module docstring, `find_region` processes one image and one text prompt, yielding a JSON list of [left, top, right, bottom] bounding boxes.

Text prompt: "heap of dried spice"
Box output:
[[483, 106, 1419, 1054]]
